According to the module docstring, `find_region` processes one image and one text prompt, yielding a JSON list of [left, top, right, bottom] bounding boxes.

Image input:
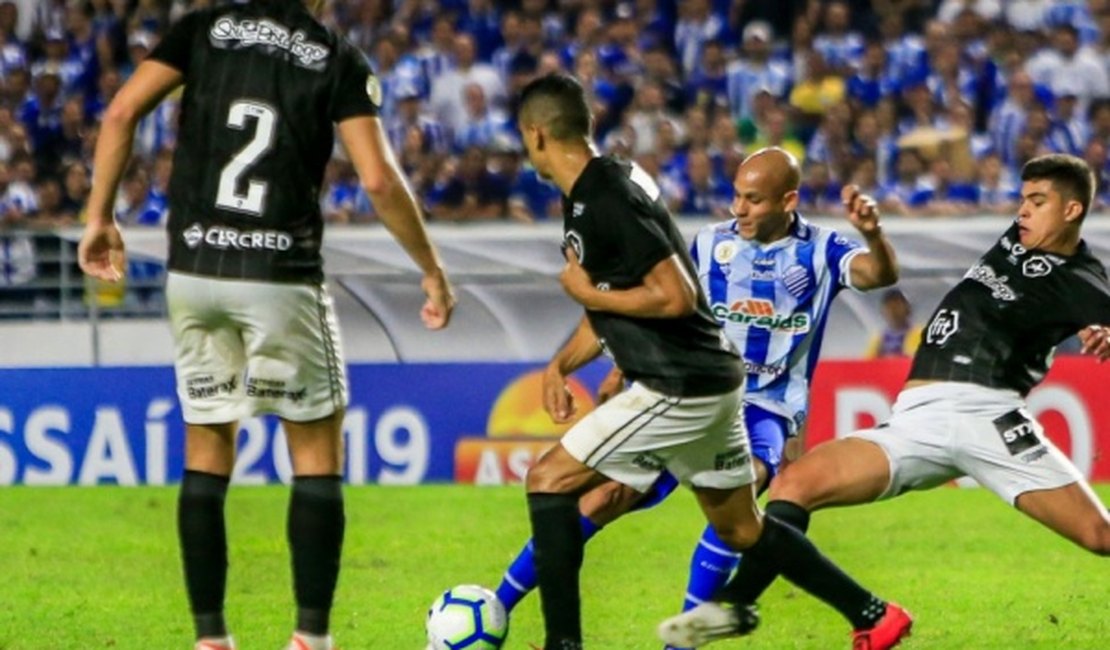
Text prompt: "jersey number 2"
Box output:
[[216, 100, 276, 216]]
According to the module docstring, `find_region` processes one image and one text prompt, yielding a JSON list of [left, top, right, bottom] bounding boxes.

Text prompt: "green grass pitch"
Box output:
[[1, 485, 1107, 649]]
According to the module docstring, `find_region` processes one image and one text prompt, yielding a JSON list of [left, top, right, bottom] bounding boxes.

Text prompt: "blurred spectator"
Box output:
[[989, 70, 1036, 168], [1025, 23, 1110, 115], [425, 146, 509, 220], [454, 82, 513, 152], [1047, 87, 1089, 156], [321, 159, 361, 224], [813, 1, 863, 75], [725, 21, 791, 123], [669, 147, 730, 218], [416, 15, 457, 91], [674, 0, 725, 77], [113, 164, 159, 226], [797, 160, 842, 213], [789, 52, 846, 122], [747, 104, 801, 162], [61, 159, 89, 217], [848, 40, 899, 110], [429, 33, 504, 134], [881, 148, 934, 214], [686, 38, 729, 113], [387, 80, 450, 155], [976, 153, 1019, 212], [627, 80, 684, 158], [865, 288, 922, 358]]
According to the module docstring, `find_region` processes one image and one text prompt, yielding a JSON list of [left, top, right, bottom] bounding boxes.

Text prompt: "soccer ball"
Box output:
[[425, 584, 508, 649]]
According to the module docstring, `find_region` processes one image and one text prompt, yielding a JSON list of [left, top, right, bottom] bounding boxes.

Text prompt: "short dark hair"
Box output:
[[517, 73, 592, 141], [1020, 154, 1096, 219]]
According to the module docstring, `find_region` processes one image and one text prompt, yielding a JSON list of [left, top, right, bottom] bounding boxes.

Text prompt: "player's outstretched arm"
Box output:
[[79, 60, 183, 282], [841, 184, 900, 291], [338, 116, 455, 329], [561, 250, 697, 318], [544, 316, 603, 422]]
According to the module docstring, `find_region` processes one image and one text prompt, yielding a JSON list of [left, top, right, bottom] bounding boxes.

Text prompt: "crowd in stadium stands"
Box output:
[[0, 0, 1109, 228]]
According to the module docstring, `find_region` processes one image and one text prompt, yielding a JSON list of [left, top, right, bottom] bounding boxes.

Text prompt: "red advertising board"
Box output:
[[808, 358, 1109, 480]]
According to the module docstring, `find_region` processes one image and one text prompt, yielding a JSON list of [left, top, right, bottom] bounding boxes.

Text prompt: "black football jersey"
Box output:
[[148, 0, 379, 283], [563, 156, 743, 397], [910, 223, 1110, 395]]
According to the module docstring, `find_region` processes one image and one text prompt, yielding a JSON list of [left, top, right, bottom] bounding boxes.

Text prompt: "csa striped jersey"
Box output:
[[691, 214, 863, 430]]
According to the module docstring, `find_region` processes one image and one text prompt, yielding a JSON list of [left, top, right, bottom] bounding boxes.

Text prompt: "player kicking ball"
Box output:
[[494, 148, 903, 649], [716, 153, 1110, 622], [513, 73, 911, 650]]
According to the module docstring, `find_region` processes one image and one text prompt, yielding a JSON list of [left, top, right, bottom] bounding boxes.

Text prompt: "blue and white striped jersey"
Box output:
[[691, 214, 863, 430]]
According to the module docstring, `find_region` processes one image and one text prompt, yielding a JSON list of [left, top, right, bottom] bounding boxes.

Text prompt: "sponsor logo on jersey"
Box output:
[[185, 374, 238, 400], [926, 308, 959, 345], [965, 263, 1017, 301], [183, 223, 294, 252], [210, 16, 330, 69], [715, 448, 750, 471], [743, 359, 787, 379], [1022, 255, 1053, 278], [711, 299, 811, 333], [246, 378, 306, 402]]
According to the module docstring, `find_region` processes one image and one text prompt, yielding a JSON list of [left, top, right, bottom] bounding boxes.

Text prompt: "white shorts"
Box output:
[[850, 382, 1084, 505], [561, 382, 756, 492], [167, 272, 348, 424]]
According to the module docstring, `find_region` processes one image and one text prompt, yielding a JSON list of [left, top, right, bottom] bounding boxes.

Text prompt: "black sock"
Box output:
[[527, 492, 584, 649], [178, 470, 230, 639], [766, 499, 811, 533], [713, 500, 811, 605], [288, 475, 345, 635], [721, 516, 885, 629]]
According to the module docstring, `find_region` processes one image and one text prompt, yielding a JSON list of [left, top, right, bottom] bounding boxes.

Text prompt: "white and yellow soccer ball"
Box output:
[[425, 584, 508, 650]]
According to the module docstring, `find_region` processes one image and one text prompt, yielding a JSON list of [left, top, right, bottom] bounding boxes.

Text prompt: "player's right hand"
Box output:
[[841, 184, 881, 235], [420, 269, 456, 329], [596, 367, 625, 404], [543, 364, 576, 423], [77, 222, 126, 283]]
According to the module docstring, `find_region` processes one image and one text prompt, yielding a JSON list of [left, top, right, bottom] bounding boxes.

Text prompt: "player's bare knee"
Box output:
[[712, 518, 763, 552], [766, 464, 818, 510], [579, 481, 637, 524]]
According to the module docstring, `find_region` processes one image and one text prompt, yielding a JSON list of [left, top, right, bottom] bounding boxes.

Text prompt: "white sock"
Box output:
[[195, 637, 235, 650]]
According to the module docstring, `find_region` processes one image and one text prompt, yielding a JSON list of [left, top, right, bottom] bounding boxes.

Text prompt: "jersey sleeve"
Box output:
[[826, 229, 865, 291], [330, 41, 380, 123], [148, 10, 204, 73]]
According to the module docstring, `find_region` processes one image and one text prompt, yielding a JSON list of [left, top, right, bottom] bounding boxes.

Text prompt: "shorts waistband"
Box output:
[[895, 381, 1023, 414]]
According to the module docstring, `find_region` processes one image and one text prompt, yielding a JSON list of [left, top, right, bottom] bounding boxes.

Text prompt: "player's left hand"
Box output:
[[1078, 324, 1110, 362], [560, 247, 595, 304], [841, 184, 881, 235], [77, 222, 126, 283]]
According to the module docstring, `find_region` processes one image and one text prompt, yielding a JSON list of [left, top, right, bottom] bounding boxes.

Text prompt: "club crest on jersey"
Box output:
[[1022, 256, 1053, 278], [572, 202, 585, 218], [713, 240, 737, 264], [782, 264, 810, 298], [711, 298, 810, 333], [926, 309, 959, 345]]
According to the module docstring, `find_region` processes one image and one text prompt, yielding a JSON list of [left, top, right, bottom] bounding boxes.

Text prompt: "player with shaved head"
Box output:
[[504, 73, 911, 650], [494, 141, 906, 649]]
